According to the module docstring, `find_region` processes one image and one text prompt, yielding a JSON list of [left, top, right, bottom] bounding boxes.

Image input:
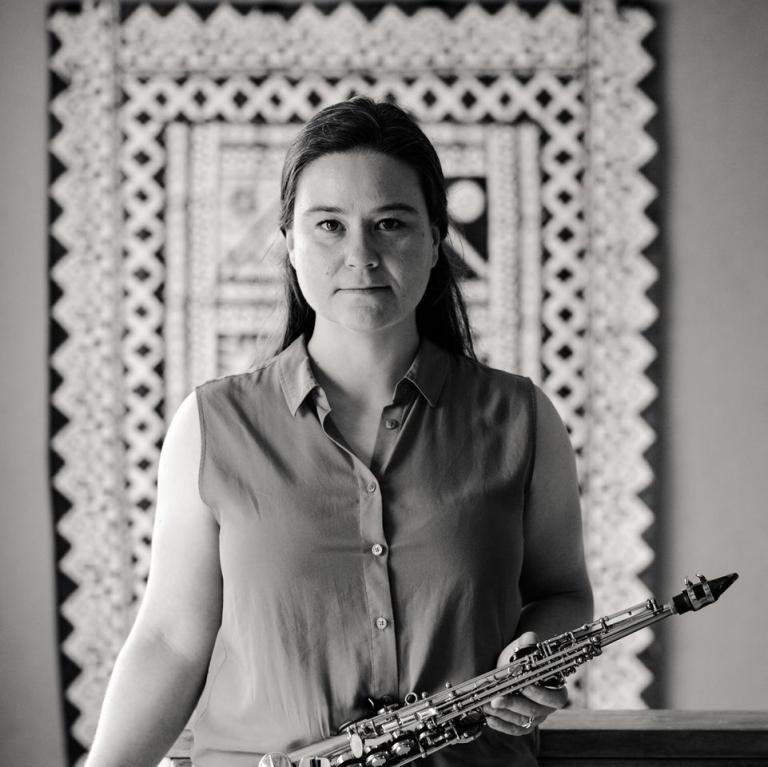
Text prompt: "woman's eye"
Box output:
[[377, 218, 403, 231], [318, 220, 343, 233]]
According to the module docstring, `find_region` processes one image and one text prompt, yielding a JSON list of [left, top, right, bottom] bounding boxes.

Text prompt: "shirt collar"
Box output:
[[401, 336, 449, 408], [277, 335, 320, 416], [277, 334, 450, 416]]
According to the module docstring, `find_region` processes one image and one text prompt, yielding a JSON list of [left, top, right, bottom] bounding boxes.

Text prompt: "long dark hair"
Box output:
[[276, 96, 476, 359]]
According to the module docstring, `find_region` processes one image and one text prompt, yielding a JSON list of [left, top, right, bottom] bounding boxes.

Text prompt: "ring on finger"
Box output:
[[520, 715, 534, 730]]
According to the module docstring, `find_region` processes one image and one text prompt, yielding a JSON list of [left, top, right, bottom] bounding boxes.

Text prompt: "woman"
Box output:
[[85, 97, 592, 767]]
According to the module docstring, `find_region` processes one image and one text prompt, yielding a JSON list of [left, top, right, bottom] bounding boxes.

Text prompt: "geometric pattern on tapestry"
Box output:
[[48, 2, 659, 762]]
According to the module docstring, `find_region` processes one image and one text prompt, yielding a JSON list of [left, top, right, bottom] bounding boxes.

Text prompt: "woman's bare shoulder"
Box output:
[[135, 390, 221, 654], [157, 391, 204, 498]]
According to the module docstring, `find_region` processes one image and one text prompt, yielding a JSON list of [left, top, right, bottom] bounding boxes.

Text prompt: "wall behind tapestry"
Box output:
[[47, 1, 659, 763]]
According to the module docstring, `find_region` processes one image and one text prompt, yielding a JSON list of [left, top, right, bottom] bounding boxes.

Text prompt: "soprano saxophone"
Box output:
[[259, 572, 738, 767]]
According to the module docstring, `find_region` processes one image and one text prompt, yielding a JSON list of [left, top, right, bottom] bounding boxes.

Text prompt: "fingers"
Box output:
[[482, 694, 539, 736], [513, 631, 539, 651], [521, 683, 568, 709], [489, 632, 568, 735], [481, 685, 567, 736], [496, 631, 540, 667], [483, 710, 535, 736]]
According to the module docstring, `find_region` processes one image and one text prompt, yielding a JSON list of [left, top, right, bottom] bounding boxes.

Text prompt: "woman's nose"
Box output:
[[344, 227, 380, 269]]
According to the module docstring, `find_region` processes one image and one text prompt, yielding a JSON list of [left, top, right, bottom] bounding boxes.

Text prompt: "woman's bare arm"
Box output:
[[85, 391, 222, 767], [517, 384, 593, 638], [483, 385, 593, 735]]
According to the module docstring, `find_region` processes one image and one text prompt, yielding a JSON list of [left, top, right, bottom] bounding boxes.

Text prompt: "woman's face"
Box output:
[[285, 150, 439, 338]]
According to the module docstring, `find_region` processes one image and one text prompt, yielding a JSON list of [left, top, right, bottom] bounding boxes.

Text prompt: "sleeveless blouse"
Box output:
[[190, 336, 539, 766]]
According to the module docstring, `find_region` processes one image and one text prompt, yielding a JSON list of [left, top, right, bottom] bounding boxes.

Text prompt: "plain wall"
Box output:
[[0, 0, 67, 766], [1, 1, 766, 765], [662, 0, 768, 708]]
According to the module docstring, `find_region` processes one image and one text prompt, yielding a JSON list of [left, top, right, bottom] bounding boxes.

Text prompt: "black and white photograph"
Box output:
[[1, 1, 766, 765]]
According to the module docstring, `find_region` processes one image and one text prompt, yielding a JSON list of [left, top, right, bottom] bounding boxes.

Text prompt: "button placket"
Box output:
[[309, 387, 398, 698], [358, 463, 397, 698], [369, 403, 406, 478]]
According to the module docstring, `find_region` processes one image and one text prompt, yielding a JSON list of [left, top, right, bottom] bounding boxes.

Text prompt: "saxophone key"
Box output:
[[363, 747, 390, 767], [540, 672, 567, 690], [390, 734, 418, 758]]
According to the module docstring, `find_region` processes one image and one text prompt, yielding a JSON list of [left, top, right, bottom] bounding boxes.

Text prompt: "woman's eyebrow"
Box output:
[[374, 203, 420, 215], [303, 205, 345, 215], [302, 203, 420, 216]]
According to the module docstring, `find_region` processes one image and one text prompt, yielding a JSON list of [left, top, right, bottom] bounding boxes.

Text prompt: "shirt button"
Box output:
[[375, 616, 389, 630], [366, 481, 377, 494], [384, 418, 399, 430], [371, 543, 384, 556]]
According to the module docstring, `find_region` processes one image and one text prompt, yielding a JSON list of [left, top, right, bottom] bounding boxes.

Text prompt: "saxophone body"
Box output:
[[258, 572, 737, 767]]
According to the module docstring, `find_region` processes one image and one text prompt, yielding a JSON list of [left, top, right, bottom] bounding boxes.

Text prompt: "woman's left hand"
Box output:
[[481, 631, 567, 735]]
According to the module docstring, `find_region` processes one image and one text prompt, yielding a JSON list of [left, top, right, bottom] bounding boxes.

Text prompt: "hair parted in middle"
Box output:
[[276, 96, 477, 360]]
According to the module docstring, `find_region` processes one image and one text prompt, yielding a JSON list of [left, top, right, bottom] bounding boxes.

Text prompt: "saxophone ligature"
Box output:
[[258, 571, 738, 767]]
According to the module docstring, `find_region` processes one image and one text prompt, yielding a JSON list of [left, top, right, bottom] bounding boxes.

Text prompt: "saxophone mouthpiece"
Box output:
[[672, 572, 738, 614], [709, 572, 739, 599]]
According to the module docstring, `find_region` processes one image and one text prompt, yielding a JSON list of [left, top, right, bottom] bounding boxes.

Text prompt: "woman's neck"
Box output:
[[307, 319, 419, 409]]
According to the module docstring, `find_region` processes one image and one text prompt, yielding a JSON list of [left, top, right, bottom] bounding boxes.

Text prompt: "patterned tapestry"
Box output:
[[48, 1, 660, 763]]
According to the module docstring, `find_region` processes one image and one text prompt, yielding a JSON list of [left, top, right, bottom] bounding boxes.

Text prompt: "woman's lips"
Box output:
[[340, 286, 389, 292]]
